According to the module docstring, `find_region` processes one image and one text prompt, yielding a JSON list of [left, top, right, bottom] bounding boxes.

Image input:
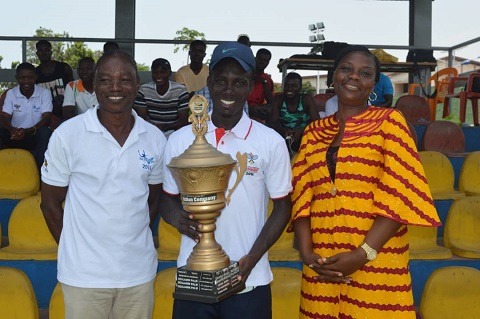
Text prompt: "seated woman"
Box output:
[[269, 72, 319, 154]]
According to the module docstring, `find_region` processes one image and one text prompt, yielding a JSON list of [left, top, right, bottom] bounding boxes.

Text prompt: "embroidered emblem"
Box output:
[[247, 152, 258, 164], [13, 104, 21, 111], [33, 105, 41, 112], [138, 150, 155, 171]]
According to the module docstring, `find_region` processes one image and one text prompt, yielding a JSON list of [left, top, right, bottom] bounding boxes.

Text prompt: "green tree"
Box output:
[[302, 81, 317, 95], [173, 27, 206, 54]]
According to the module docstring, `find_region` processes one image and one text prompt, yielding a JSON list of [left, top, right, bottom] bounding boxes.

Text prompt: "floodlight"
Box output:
[[316, 34, 325, 41], [309, 35, 317, 42], [308, 24, 317, 31], [316, 22, 325, 30]]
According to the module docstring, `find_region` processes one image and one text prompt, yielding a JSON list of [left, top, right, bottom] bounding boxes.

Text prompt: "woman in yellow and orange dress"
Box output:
[[290, 45, 441, 319]]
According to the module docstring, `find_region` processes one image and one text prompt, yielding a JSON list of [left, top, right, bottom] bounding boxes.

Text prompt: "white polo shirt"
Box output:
[[42, 107, 166, 288], [3, 85, 52, 128], [163, 112, 292, 288], [63, 80, 98, 114]]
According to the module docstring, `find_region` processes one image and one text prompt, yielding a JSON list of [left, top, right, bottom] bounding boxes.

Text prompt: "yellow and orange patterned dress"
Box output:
[[290, 107, 440, 319]]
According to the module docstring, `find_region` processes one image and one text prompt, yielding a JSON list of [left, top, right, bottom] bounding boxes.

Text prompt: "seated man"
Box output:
[[247, 48, 274, 123], [35, 40, 74, 119], [0, 62, 52, 171], [174, 40, 209, 93], [62, 57, 98, 120], [135, 58, 189, 137]]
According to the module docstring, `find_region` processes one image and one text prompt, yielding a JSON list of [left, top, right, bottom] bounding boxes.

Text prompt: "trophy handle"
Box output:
[[226, 152, 247, 205]]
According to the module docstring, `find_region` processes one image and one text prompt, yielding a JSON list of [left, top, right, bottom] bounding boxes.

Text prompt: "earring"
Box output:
[[369, 91, 378, 102]]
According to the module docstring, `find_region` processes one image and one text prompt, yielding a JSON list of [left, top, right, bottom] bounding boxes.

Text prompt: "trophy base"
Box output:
[[173, 261, 245, 303]]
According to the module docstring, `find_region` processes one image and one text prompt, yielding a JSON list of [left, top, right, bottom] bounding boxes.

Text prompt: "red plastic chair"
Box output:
[[395, 95, 431, 125], [408, 67, 458, 121], [443, 72, 480, 126], [421, 120, 465, 154]]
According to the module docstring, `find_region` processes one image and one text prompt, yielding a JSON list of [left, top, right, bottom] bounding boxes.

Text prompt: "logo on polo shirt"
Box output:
[[246, 152, 260, 176], [138, 150, 155, 171], [13, 104, 21, 112], [33, 105, 41, 112]]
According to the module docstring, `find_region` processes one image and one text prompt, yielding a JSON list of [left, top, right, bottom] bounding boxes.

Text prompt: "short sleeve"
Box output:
[[264, 135, 292, 199], [148, 133, 166, 185], [41, 131, 71, 187], [62, 82, 75, 107], [2, 90, 14, 115], [162, 134, 181, 195], [372, 110, 440, 226]]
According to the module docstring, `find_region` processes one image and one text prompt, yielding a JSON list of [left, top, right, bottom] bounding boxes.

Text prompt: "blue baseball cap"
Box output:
[[209, 42, 255, 72]]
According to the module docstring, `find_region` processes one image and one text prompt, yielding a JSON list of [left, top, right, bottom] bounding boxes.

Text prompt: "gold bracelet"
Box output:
[[31, 126, 37, 135]]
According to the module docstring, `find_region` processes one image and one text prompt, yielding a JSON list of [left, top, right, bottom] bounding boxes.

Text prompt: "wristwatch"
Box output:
[[360, 242, 377, 261]]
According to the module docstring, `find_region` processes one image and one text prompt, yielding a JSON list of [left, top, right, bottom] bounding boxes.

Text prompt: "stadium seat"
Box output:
[[444, 197, 480, 258], [49, 282, 65, 319], [0, 149, 39, 199], [419, 266, 480, 319], [395, 95, 431, 125], [419, 151, 465, 200], [268, 199, 300, 261], [407, 225, 451, 260], [458, 151, 480, 196], [152, 267, 176, 319], [0, 194, 58, 260], [422, 120, 465, 154], [0, 266, 39, 319], [406, 121, 419, 148], [0, 222, 2, 247], [271, 267, 302, 319], [157, 218, 181, 261]]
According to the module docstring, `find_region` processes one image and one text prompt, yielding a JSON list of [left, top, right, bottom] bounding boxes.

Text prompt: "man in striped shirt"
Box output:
[[134, 58, 189, 137]]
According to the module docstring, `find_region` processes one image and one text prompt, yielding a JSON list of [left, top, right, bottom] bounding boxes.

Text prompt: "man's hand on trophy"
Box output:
[[237, 253, 260, 284], [177, 210, 202, 242]]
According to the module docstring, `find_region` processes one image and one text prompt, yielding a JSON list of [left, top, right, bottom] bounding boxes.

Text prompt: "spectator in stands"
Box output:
[[247, 48, 274, 123], [103, 41, 120, 55], [35, 40, 74, 119], [62, 57, 98, 120], [270, 72, 319, 154], [134, 58, 189, 137], [174, 40, 209, 93], [162, 41, 292, 319], [40, 50, 166, 319], [289, 45, 440, 319], [237, 34, 251, 47], [0, 62, 52, 171], [370, 72, 394, 108]]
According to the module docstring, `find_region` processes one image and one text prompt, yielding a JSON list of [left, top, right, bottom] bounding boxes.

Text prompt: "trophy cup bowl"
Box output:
[[167, 95, 247, 303]]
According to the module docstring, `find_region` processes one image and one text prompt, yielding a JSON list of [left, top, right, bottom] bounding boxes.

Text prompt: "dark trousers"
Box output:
[[172, 284, 272, 319], [0, 126, 52, 172]]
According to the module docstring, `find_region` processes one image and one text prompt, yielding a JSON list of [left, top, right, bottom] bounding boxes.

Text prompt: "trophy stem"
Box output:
[[187, 216, 230, 271]]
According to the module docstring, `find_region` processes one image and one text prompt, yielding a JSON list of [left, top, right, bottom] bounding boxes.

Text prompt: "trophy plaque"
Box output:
[[167, 95, 247, 303]]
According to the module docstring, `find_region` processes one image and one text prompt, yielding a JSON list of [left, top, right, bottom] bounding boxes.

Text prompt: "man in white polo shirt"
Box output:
[[162, 42, 293, 319], [40, 50, 166, 319], [0, 62, 52, 171], [62, 57, 98, 120]]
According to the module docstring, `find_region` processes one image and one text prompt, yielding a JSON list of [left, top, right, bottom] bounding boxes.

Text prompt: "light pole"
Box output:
[[309, 22, 325, 94]]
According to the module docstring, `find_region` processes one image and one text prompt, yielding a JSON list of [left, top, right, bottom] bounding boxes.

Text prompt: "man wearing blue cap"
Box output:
[[161, 42, 293, 319]]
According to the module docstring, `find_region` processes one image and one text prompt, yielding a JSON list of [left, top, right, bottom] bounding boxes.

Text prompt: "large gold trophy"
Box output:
[[167, 95, 247, 303]]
